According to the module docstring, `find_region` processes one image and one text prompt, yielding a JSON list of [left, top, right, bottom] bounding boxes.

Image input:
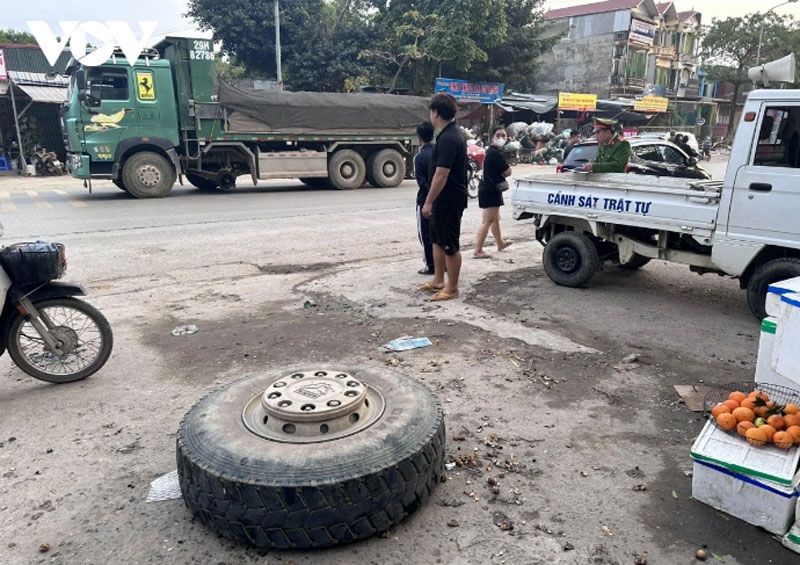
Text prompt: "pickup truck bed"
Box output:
[[513, 172, 723, 239]]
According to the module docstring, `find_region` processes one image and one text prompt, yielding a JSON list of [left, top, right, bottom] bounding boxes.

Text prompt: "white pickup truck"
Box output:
[[513, 86, 800, 319]]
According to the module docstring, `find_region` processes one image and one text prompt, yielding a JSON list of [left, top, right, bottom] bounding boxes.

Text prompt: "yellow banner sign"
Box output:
[[558, 92, 597, 111], [634, 96, 668, 113]]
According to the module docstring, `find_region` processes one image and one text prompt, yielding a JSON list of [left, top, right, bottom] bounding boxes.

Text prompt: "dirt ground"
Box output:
[[0, 160, 796, 565]]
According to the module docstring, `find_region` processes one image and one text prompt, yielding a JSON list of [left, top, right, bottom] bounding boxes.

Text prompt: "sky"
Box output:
[[3, 0, 800, 45]]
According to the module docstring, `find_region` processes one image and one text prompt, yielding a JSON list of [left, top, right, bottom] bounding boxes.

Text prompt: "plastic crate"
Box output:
[[0, 241, 66, 286]]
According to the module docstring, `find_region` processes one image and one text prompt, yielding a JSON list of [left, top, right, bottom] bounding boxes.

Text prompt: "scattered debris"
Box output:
[[672, 490, 679, 500], [39, 544, 49, 553], [621, 353, 640, 364], [447, 520, 460, 527], [602, 525, 613, 536], [382, 336, 433, 352], [633, 484, 647, 491], [303, 300, 317, 308], [444, 462, 456, 471], [673, 385, 712, 412], [634, 555, 648, 565], [146, 470, 182, 502], [452, 434, 466, 442], [563, 543, 574, 551], [696, 549, 707, 560], [171, 325, 198, 337]]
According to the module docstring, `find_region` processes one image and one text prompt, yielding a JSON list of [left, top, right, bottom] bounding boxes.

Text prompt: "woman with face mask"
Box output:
[[473, 126, 513, 258]]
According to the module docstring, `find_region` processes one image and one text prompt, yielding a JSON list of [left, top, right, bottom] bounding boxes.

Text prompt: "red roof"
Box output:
[[544, 0, 643, 20], [678, 10, 698, 22], [656, 2, 672, 14]]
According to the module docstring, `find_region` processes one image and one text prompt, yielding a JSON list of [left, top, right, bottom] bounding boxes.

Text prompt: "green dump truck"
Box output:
[[61, 37, 429, 198]]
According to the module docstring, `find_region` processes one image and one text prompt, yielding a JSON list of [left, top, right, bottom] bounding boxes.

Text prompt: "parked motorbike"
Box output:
[[32, 146, 65, 176], [701, 139, 712, 161], [467, 158, 480, 199], [0, 228, 113, 383]]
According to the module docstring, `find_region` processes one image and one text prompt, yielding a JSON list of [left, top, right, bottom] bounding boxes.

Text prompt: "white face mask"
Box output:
[[492, 138, 506, 148]]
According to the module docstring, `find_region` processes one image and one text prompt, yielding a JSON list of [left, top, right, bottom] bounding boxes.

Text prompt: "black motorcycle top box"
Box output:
[[0, 241, 66, 285]]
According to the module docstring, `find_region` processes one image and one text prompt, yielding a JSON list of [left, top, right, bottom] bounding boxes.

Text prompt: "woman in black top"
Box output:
[[473, 126, 512, 258]]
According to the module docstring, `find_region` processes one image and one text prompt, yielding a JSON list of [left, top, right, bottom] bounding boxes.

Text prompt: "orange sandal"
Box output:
[[416, 282, 443, 292], [427, 291, 459, 301]]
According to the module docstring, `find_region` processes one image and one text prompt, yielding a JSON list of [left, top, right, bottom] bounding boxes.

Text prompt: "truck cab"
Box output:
[[64, 48, 181, 195]]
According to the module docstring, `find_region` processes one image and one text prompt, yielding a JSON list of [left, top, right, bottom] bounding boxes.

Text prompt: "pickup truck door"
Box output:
[[727, 104, 800, 246]]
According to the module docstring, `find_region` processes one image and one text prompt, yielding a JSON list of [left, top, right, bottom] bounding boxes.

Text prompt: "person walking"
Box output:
[[414, 121, 435, 275], [473, 126, 512, 259], [417, 92, 468, 302], [579, 118, 630, 173]]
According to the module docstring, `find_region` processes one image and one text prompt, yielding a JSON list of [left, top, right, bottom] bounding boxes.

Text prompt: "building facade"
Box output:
[[535, 0, 702, 111]]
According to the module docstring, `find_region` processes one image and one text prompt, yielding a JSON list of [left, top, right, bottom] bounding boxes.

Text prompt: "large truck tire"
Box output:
[[746, 258, 800, 319], [121, 151, 176, 198], [543, 231, 599, 287], [177, 365, 445, 549], [112, 179, 127, 192], [367, 149, 405, 188], [186, 172, 218, 191], [328, 150, 366, 190]]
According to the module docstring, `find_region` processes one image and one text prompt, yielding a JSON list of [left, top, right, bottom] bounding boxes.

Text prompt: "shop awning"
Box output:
[[14, 84, 67, 103]]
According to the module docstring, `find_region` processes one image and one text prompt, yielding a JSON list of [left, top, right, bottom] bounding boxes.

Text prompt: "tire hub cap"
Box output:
[[340, 163, 355, 179], [242, 370, 385, 443], [555, 247, 579, 273], [382, 162, 396, 176], [137, 165, 161, 187]]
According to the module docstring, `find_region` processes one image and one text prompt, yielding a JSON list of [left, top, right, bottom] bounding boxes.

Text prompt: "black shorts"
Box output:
[[430, 203, 465, 256], [478, 185, 504, 208]]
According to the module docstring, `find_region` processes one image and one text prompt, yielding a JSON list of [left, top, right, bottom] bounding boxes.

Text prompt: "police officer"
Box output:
[[579, 118, 631, 173]]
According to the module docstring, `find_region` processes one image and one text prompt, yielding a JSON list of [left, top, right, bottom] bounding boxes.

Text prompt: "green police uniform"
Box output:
[[593, 135, 631, 173]]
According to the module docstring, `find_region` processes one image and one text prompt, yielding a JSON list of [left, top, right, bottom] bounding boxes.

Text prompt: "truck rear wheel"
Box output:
[[367, 149, 405, 188], [186, 173, 218, 191], [543, 231, 599, 287], [328, 150, 366, 190], [122, 151, 176, 198], [746, 258, 800, 319]]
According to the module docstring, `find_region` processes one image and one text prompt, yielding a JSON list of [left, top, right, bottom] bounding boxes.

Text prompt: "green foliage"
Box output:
[[0, 28, 37, 45], [188, 0, 555, 94]]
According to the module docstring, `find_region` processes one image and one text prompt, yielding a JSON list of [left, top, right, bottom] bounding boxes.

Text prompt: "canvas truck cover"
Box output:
[[217, 80, 431, 134]]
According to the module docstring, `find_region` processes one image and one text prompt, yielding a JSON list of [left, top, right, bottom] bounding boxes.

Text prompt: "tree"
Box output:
[[700, 12, 799, 137], [0, 28, 37, 45]]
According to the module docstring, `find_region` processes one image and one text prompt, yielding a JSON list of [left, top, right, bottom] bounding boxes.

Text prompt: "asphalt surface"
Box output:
[[2, 154, 795, 565]]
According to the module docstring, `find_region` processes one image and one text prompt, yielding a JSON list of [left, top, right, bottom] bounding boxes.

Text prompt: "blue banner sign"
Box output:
[[435, 78, 504, 104]]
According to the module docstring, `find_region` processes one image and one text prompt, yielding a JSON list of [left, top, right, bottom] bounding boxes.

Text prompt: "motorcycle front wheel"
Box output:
[[7, 297, 113, 383]]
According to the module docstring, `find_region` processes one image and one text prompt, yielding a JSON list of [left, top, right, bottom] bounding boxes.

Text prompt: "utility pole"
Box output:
[[275, 0, 283, 89]]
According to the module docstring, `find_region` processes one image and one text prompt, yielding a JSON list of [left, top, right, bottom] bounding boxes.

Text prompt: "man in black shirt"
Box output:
[[563, 130, 581, 160], [418, 92, 468, 301]]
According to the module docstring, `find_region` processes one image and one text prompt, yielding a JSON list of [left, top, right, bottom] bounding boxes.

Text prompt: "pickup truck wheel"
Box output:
[[746, 258, 800, 319], [177, 365, 445, 549], [367, 149, 405, 188], [617, 253, 651, 270], [122, 151, 176, 198], [543, 231, 599, 287], [186, 173, 218, 191], [328, 150, 366, 190]]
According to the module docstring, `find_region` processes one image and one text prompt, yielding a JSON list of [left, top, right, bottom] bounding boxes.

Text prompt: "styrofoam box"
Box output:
[[766, 277, 800, 318], [756, 317, 800, 391], [774, 292, 800, 386], [783, 523, 800, 554], [691, 420, 800, 535]]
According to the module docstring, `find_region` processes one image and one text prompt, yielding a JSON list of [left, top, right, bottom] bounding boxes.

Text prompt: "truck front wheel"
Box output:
[[543, 231, 599, 287], [328, 150, 366, 190], [122, 151, 176, 198], [367, 149, 405, 188], [746, 258, 800, 319]]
